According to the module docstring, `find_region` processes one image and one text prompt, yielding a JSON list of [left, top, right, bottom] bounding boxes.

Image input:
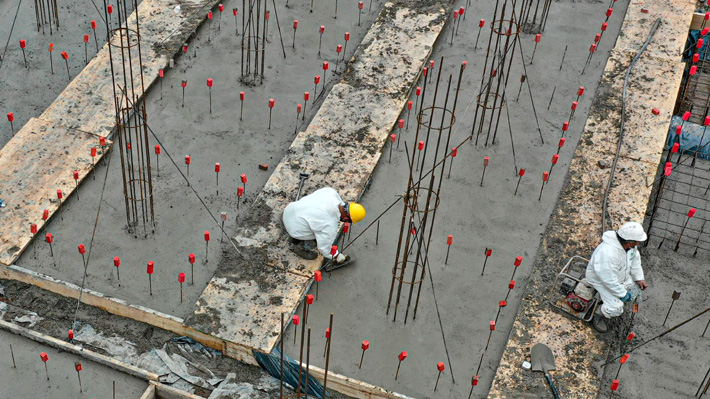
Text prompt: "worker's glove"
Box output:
[[620, 292, 632, 303], [334, 253, 348, 264]]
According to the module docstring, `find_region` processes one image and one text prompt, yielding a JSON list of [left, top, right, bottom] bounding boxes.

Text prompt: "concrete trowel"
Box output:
[[531, 343, 561, 399]]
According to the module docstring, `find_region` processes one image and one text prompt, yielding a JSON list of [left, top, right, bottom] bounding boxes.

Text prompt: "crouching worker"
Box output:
[[586, 221, 649, 333], [282, 187, 366, 265]]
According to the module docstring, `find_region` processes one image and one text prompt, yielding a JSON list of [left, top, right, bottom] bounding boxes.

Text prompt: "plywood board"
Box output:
[[0, 118, 109, 265]]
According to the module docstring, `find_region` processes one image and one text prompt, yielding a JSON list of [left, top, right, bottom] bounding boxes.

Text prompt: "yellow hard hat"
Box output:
[[348, 202, 366, 224]]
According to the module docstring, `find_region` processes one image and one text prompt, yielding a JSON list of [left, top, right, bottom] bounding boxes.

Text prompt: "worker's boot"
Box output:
[[290, 240, 318, 260], [592, 312, 609, 333]]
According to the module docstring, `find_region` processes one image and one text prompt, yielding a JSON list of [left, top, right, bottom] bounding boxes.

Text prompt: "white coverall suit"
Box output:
[[282, 187, 343, 259], [585, 231, 644, 318]]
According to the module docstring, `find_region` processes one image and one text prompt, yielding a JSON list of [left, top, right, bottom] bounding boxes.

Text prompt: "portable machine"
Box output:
[[548, 256, 599, 322]]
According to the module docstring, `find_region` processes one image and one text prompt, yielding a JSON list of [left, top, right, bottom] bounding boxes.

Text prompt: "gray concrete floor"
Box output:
[[0, 328, 148, 398], [281, 0, 631, 398], [12, 0, 386, 319]]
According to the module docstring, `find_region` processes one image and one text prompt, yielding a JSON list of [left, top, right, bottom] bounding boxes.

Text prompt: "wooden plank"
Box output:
[[0, 118, 109, 265], [691, 12, 706, 30], [0, 318, 160, 381], [140, 385, 156, 399], [152, 381, 204, 399], [0, 264, 258, 366], [188, 0, 448, 356]]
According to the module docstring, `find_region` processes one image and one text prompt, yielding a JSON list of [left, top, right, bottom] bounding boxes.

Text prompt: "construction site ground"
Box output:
[[1, 0, 706, 397]]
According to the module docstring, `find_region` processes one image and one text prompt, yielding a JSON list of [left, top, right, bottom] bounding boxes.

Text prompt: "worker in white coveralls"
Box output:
[[586, 221, 649, 333], [283, 187, 366, 264]]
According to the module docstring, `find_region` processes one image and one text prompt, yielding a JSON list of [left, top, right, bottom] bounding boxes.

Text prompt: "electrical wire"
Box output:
[[601, 18, 661, 233]]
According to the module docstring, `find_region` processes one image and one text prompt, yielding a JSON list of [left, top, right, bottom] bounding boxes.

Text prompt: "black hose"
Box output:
[[601, 18, 662, 233]]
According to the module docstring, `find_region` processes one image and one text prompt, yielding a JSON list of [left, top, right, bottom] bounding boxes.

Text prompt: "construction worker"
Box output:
[[586, 221, 649, 333], [282, 187, 366, 264]]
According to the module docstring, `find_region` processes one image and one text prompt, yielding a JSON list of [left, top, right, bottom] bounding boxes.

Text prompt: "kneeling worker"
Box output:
[[586, 221, 649, 333], [283, 187, 366, 264]]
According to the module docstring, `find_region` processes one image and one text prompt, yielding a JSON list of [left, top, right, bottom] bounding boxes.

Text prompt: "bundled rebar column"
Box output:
[[33, 0, 60, 34], [519, 0, 552, 33], [240, 0, 270, 84], [386, 58, 465, 324], [472, 0, 542, 148], [105, 0, 155, 237]]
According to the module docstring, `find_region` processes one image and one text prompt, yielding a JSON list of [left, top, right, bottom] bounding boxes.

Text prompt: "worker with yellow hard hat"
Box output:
[[283, 187, 366, 263]]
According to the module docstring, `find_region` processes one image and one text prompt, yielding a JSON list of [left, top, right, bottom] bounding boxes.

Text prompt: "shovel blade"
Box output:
[[531, 343, 556, 372]]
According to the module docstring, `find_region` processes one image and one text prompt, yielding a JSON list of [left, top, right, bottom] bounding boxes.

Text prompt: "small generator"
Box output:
[[548, 256, 599, 322]]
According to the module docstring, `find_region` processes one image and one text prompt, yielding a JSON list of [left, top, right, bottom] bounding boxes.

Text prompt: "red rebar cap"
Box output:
[[69, 330, 75, 340], [606, 8, 613, 17], [185, 155, 191, 164], [31, 224, 38, 234], [297, 104, 302, 113], [91, 20, 97, 29], [77, 245, 85, 255], [73, 170, 79, 180], [398, 351, 408, 361], [390, 133, 396, 143], [407, 100, 413, 110], [437, 362, 445, 372], [319, 25, 325, 33], [114, 256, 120, 267], [514, 256, 522, 266], [472, 375, 479, 386], [147, 261, 154, 274], [689, 208, 697, 218], [559, 138, 566, 148], [651, 108, 660, 115], [208, 11, 213, 19], [75, 361, 82, 371], [483, 156, 489, 166], [219, 4, 224, 12], [611, 379, 619, 391], [237, 187, 244, 197], [490, 321, 496, 331], [325, 328, 331, 338], [418, 141, 425, 150], [204, 231, 210, 241], [343, 222, 350, 233], [499, 300, 507, 307], [182, 80, 187, 88], [676, 125, 682, 135], [189, 253, 196, 264], [691, 66, 698, 76], [233, 8, 237, 15], [7, 112, 14, 122], [620, 354, 630, 364], [601, 22, 608, 31], [447, 235, 453, 245], [362, 340, 370, 350], [43, 209, 49, 220], [627, 332, 635, 340], [535, 33, 541, 43], [683, 111, 691, 121], [452, 147, 458, 157], [241, 174, 248, 183], [519, 168, 526, 177], [577, 86, 585, 96], [20, 39, 26, 48], [178, 273, 186, 283], [323, 61, 329, 71], [479, 19, 485, 28], [215, 163, 221, 172], [61, 51, 68, 60], [562, 121, 569, 131], [509, 280, 516, 289], [459, 7, 464, 15], [416, 86, 421, 96], [154, 145, 161, 154], [207, 78, 213, 87], [571, 101, 578, 111], [552, 154, 559, 164], [331, 245, 338, 256], [306, 294, 314, 305], [672, 143, 680, 153], [543, 171, 549, 182], [706, 115, 710, 126], [314, 75, 321, 84], [57, 189, 63, 199], [91, 147, 97, 157], [398, 119, 404, 129], [240, 91, 245, 100], [485, 248, 493, 256], [314, 270, 322, 282], [40, 352, 49, 362], [45, 233, 53, 243], [293, 20, 298, 29], [269, 99, 275, 108]]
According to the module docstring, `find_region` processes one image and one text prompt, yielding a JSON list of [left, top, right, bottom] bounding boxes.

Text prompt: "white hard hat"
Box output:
[[617, 222, 647, 242]]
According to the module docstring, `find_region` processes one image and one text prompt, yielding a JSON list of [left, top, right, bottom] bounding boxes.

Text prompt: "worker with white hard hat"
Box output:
[[283, 187, 366, 264], [586, 221, 649, 333]]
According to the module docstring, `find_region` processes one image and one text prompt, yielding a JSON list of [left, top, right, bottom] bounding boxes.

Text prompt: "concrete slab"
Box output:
[[0, 118, 108, 265], [0, 327, 149, 398], [488, 0, 696, 397], [187, 0, 448, 355]]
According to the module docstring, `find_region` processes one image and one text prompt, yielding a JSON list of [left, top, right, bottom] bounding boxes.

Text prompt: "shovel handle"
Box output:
[[544, 372, 561, 399]]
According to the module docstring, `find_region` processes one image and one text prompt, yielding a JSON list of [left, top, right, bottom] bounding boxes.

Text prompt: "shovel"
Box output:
[[531, 343, 561, 399]]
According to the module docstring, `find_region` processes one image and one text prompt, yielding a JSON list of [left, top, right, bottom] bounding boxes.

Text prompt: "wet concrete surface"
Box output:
[[280, 0, 630, 398], [0, 328, 148, 398], [11, 0, 385, 319]]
